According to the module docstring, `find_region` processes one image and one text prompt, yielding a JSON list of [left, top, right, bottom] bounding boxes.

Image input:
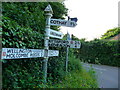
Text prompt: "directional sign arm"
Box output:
[[50, 18, 77, 27], [1, 48, 59, 59], [48, 39, 81, 48], [47, 29, 63, 39]]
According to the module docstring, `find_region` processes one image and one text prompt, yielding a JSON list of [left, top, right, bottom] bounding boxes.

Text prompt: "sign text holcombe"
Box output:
[[1, 48, 59, 59]]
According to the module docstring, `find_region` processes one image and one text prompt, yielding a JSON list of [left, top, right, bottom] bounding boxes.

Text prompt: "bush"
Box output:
[[46, 52, 98, 88], [76, 39, 120, 67], [2, 2, 68, 88]]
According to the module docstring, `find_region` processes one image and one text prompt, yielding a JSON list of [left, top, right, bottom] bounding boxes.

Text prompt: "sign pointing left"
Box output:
[[1, 48, 59, 59], [44, 4, 53, 13]]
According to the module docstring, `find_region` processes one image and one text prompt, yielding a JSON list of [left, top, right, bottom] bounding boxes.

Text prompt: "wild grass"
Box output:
[[47, 53, 98, 88], [47, 69, 98, 88]]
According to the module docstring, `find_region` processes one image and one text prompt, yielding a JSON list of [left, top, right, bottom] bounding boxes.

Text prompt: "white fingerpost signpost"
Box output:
[[43, 4, 53, 84]]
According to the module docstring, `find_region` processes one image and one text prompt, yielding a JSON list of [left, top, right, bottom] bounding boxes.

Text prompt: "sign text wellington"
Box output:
[[2, 48, 59, 59]]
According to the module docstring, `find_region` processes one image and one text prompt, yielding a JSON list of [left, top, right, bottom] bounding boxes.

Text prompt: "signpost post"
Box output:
[[43, 4, 53, 84], [65, 32, 71, 72]]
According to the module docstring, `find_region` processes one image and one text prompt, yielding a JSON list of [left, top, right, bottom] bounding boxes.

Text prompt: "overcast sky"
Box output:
[[60, 0, 119, 40]]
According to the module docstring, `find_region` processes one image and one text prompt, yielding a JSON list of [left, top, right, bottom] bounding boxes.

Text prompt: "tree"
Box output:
[[101, 27, 120, 39]]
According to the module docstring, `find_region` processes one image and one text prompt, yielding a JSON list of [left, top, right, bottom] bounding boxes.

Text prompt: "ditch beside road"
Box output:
[[81, 62, 119, 88]]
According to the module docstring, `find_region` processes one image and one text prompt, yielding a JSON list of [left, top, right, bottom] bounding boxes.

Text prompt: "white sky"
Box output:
[[60, 0, 119, 41]]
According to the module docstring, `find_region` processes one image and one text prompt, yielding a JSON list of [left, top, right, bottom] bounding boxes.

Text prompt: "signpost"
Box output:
[[48, 39, 81, 48], [50, 18, 77, 27], [1, 48, 59, 59], [46, 29, 63, 39], [43, 4, 53, 84]]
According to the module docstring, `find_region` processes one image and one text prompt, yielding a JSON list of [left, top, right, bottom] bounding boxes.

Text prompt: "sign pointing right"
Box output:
[[48, 39, 81, 48], [46, 29, 63, 39], [50, 18, 77, 27]]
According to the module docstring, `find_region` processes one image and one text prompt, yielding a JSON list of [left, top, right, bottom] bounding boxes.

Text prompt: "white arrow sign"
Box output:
[[1, 48, 59, 59], [48, 39, 81, 48], [48, 50, 59, 57], [50, 18, 77, 27], [46, 29, 63, 39], [1, 48, 44, 59]]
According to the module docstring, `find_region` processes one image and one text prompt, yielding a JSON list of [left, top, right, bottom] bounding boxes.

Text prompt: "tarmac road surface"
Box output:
[[82, 62, 119, 89]]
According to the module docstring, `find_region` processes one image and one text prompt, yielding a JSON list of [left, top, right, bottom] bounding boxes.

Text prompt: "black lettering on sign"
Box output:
[[19, 49, 24, 53], [16, 54, 28, 58], [64, 21, 67, 25], [2, 48, 45, 59], [61, 21, 66, 25], [30, 52, 39, 57], [53, 20, 57, 24], [71, 22, 73, 25], [7, 49, 12, 53], [50, 32, 61, 37], [57, 21, 60, 24], [6, 54, 15, 58], [50, 20, 54, 24], [70, 22, 73, 26]]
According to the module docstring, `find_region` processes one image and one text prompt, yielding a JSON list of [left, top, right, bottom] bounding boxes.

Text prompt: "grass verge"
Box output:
[[48, 69, 98, 88], [47, 54, 98, 88]]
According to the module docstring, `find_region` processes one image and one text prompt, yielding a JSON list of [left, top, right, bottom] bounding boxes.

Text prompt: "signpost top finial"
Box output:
[[44, 4, 53, 14]]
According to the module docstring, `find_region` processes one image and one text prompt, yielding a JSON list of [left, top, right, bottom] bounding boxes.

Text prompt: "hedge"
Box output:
[[75, 39, 120, 67]]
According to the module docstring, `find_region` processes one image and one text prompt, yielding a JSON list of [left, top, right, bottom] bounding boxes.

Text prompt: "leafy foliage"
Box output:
[[101, 27, 120, 39], [46, 52, 98, 88], [2, 2, 68, 88], [49, 68, 98, 88], [75, 38, 120, 67], [69, 33, 120, 67], [2, 16, 44, 49]]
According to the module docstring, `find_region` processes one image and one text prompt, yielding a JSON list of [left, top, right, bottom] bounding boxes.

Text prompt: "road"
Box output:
[[81, 62, 119, 88]]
